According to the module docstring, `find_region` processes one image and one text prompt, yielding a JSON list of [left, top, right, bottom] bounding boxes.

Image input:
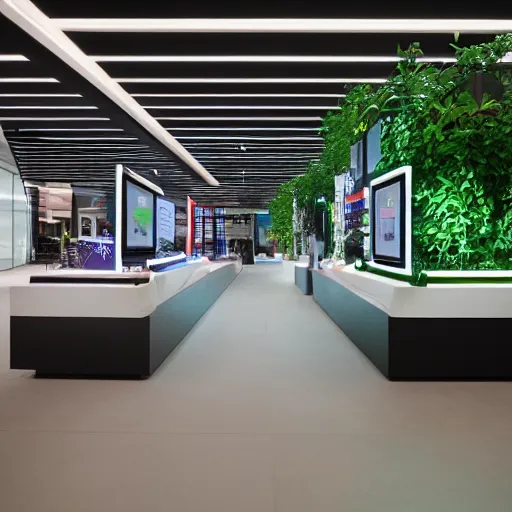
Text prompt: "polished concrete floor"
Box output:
[[0, 264, 512, 511]]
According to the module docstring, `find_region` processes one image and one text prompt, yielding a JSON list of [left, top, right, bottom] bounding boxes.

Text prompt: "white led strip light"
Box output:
[[116, 78, 386, 83], [94, 55, 457, 63], [55, 18, 512, 34]]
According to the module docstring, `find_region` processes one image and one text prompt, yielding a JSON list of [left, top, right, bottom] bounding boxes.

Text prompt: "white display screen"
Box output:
[[156, 197, 175, 247], [366, 121, 382, 175], [126, 181, 154, 248], [374, 181, 401, 259]]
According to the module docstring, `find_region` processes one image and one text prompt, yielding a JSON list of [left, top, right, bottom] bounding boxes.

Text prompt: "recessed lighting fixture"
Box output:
[[96, 55, 455, 63], [0, 117, 109, 121], [166, 127, 318, 131], [133, 93, 345, 98], [175, 136, 322, 141], [117, 78, 386, 83], [0, 78, 59, 83], [17, 128, 123, 132], [0, 54, 29, 61], [0, 106, 98, 110], [0, 93, 83, 98], [153, 169, 159, 175], [55, 18, 512, 34], [158, 117, 321, 121], [145, 106, 333, 110]]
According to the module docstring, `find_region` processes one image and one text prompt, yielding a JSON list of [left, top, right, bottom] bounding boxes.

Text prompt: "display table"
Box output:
[[10, 259, 242, 378], [295, 263, 312, 295], [313, 265, 512, 380]]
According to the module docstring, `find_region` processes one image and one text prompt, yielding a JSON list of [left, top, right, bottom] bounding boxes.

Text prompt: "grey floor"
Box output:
[[1, 264, 512, 512]]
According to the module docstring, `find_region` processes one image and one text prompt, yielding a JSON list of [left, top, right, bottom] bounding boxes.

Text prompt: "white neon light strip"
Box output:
[[194, 155, 316, 159], [0, 117, 110, 121], [17, 128, 123, 131], [157, 117, 321, 121], [0, 77, 59, 83], [94, 55, 456, 63], [0, 0, 218, 186], [0, 54, 29, 61], [12, 137, 138, 140], [0, 105, 97, 109], [145, 106, 333, 110], [133, 93, 345, 98], [0, 93, 83, 97], [55, 18, 512, 34], [176, 136, 322, 141], [117, 78, 386, 83], [166, 127, 318, 131]]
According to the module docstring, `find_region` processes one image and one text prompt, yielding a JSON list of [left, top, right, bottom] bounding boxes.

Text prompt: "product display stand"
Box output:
[[10, 260, 242, 379], [313, 265, 512, 380]]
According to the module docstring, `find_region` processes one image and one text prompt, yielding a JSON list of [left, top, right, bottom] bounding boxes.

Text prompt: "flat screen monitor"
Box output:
[[125, 180, 155, 249], [366, 120, 382, 175], [370, 166, 412, 274], [156, 196, 176, 251], [350, 140, 364, 189]]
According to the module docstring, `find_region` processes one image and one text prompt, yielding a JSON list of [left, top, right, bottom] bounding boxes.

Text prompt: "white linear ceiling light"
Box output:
[[17, 128, 123, 131], [0, 77, 59, 83], [94, 55, 456, 63], [116, 78, 386, 83], [0, 117, 110, 121], [166, 127, 318, 131], [0, 105, 98, 109], [0, 93, 82, 97], [54, 18, 512, 34], [145, 106, 333, 110], [157, 117, 322, 121], [0, 54, 29, 61], [175, 136, 322, 140], [132, 94, 345, 98]]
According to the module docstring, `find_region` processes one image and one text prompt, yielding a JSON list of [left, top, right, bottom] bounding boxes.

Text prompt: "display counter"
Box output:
[[313, 265, 512, 380], [295, 263, 312, 295], [10, 259, 242, 378]]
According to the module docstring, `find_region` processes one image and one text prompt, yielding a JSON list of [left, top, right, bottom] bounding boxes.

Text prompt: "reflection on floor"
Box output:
[[0, 264, 512, 512]]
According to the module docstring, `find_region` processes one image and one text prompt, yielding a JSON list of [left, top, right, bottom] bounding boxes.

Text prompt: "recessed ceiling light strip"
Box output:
[[166, 127, 318, 131], [0, 93, 82, 97], [0, 105, 97, 110], [133, 93, 344, 98], [145, 105, 333, 110], [55, 18, 512, 34], [95, 55, 456, 63], [0, 54, 29, 61], [0, 77, 59, 82], [158, 116, 322, 121], [0, 117, 110, 121], [175, 136, 322, 141], [117, 78, 386, 83]]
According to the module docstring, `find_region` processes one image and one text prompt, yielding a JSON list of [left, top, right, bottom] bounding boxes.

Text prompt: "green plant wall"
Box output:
[[269, 35, 512, 272]]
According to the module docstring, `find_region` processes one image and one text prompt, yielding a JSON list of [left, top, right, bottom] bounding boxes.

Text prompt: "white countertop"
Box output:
[[316, 264, 512, 318], [10, 259, 242, 319]]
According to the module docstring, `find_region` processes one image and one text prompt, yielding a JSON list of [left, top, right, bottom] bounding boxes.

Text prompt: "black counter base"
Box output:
[[11, 263, 241, 379], [313, 271, 512, 380]]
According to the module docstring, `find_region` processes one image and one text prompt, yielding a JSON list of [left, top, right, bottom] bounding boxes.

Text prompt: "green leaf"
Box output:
[[427, 228, 437, 235], [460, 180, 470, 191], [437, 176, 455, 188]]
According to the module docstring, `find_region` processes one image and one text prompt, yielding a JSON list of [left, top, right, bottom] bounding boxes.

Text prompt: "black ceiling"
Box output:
[[0, 2, 509, 207]]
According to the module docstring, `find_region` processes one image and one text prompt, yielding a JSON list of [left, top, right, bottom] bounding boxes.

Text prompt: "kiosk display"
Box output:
[[126, 181, 154, 249], [370, 166, 412, 274]]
